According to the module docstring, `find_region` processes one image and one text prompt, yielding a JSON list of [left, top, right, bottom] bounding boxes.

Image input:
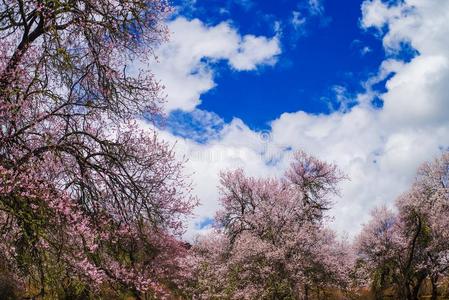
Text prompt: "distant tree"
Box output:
[[354, 206, 415, 299], [355, 153, 449, 300], [0, 0, 197, 297], [183, 152, 353, 300], [397, 153, 449, 300]]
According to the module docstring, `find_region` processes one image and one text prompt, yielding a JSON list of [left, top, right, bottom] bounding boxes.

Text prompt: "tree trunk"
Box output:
[[304, 284, 309, 300], [411, 284, 420, 300], [410, 273, 426, 300], [405, 285, 413, 300], [431, 276, 438, 300]]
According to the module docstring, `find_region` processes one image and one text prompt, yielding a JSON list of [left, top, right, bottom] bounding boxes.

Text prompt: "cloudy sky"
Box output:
[[141, 0, 449, 239]]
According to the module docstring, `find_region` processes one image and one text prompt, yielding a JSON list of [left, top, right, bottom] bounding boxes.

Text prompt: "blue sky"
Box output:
[[142, 0, 449, 238], [170, 0, 387, 130]]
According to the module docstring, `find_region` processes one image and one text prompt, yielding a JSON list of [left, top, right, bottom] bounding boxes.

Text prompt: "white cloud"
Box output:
[[361, 0, 405, 30], [146, 17, 281, 112], [361, 46, 372, 55], [292, 11, 307, 30], [150, 118, 286, 240], [146, 0, 449, 240], [228, 35, 280, 70], [290, 0, 331, 36]]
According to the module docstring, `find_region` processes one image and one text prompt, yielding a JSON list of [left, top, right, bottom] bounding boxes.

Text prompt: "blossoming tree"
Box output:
[[355, 153, 449, 300], [183, 152, 354, 300], [0, 0, 197, 297]]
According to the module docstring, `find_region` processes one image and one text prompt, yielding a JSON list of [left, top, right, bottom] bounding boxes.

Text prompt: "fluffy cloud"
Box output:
[[153, 117, 287, 240], [148, 17, 280, 112], [276, 0, 449, 234], [361, 0, 406, 30], [146, 0, 449, 240]]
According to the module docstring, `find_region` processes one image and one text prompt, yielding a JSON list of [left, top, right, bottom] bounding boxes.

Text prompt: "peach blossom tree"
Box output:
[[355, 153, 449, 300], [0, 0, 197, 297], [183, 152, 354, 300]]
